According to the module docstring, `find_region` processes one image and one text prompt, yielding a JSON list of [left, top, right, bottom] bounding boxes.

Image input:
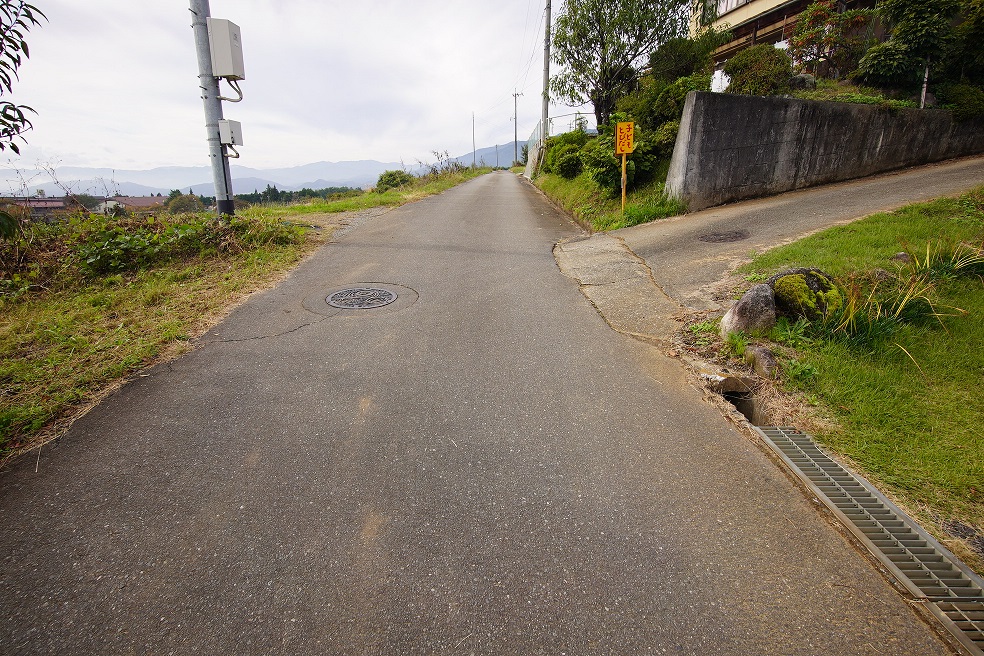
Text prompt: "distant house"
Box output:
[[97, 195, 166, 214], [2, 196, 68, 217]]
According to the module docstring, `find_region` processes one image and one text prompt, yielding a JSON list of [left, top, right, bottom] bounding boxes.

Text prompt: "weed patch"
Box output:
[[535, 172, 684, 231], [740, 186, 984, 570]]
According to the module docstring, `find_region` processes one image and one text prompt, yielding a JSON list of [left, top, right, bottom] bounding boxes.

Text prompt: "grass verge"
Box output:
[[737, 186, 984, 571], [0, 224, 323, 466], [1, 169, 489, 466], [534, 172, 684, 232], [241, 167, 491, 220]]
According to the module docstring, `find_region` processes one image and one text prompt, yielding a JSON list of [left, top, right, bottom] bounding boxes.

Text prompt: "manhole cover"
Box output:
[[326, 287, 398, 309], [698, 230, 749, 243]]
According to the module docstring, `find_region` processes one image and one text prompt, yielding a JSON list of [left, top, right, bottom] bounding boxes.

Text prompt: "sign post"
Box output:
[[615, 121, 634, 216]]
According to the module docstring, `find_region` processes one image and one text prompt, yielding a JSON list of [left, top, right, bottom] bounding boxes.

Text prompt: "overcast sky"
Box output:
[[10, 0, 591, 172]]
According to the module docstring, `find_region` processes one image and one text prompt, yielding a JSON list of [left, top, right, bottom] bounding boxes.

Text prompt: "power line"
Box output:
[[479, 3, 546, 116]]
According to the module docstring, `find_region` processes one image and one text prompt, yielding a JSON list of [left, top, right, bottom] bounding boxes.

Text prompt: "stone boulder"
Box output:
[[789, 73, 816, 90], [720, 283, 776, 337], [745, 345, 779, 379], [767, 268, 841, 321]]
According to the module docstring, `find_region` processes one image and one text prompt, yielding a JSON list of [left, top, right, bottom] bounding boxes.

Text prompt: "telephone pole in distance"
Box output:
[[513, 90, 523, 165]]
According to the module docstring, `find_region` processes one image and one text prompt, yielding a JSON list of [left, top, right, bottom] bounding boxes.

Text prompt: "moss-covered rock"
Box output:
[[767, 268, 841, 320]]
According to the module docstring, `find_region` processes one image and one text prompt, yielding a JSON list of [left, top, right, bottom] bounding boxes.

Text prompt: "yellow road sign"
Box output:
[[615, 122, 634, 155]]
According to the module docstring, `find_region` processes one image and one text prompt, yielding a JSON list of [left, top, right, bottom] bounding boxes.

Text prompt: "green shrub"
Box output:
[[376, 169, 414, 193], [649, 38, 711, 83], [542, 130, 589, 173], [72, 215, 303, 275], [555, 151, 583, 179], [937, 83, 984, 121], [543, 142, 578, 174], [723, 44, 793, 95], [578, 116, 673, 196], [579, 135, 624, 195], [854, 40, 921, 89], [652, 74, 712, 125], [616, 73, 710, 132], [167, 194, 203, 214], [652, 120, 681, 157]]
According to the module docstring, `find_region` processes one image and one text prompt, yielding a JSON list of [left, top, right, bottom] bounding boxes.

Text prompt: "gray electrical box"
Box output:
[[218, 119, 244, 146], [207, 18, 245, 80]]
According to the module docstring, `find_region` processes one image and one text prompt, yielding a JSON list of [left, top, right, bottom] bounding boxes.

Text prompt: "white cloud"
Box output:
[[8, 0, 590, 171]]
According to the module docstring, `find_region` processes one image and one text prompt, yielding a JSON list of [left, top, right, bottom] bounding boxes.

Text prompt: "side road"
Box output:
[[555, 155, 984, 345], [624, 155, 984, 311]]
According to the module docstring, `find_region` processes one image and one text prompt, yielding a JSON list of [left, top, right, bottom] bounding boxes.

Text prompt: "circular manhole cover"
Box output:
[[326, 287, 398, 309], [697, 230, 750, 243]]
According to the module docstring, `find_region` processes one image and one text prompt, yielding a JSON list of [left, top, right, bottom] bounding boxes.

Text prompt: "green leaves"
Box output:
[[0, 1, 45, 153], [856, 0, 960, 90], [857, 40, 922, 88], [375, 170, 414, 193], [550, 0, 692, 126], [0, 208, 18, 239], [723, 44, 793, 96], [789, 0, 874, 77], [880, 0, 960, 57], [71, 215, 304, 276]]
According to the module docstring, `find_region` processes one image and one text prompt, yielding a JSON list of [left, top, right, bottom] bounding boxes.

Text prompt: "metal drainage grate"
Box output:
[[755, 426, 984, 655], [326, 287, 397, 309], [697, 229, 749, 243]]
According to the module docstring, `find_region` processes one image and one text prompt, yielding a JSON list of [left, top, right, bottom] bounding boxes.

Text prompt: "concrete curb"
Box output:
[[553, 233, 685, 348]]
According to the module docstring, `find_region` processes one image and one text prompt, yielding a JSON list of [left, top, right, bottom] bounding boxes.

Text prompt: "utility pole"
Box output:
[[472, 111, 476, 168], [513, 90, 523, 165], [541, 0, 551, 149], [189, 0, 235, 216]]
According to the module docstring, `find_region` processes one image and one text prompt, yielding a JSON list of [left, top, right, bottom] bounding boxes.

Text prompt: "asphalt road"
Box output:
[[620, 154, 984, 310], [0, 171, 947, 654]]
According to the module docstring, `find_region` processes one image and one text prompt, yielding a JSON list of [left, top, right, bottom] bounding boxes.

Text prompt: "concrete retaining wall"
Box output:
[[665, 91, 984, 211]]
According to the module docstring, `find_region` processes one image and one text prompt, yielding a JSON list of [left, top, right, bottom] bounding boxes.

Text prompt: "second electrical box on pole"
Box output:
[[206, 18, 245, 80], [218, 119, 244, 146]]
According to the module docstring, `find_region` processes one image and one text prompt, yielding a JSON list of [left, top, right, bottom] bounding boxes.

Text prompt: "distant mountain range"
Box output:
[[0, 142, 524, 197]]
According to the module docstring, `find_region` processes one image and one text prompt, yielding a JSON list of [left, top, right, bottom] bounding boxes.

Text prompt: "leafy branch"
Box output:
[[0, 0, 45, 154]]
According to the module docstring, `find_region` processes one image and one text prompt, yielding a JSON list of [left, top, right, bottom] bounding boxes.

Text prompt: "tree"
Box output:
[[647, 28, 731, 82], [167, 194, 203, 214], [858, 0, 960, 106], [788, 0, 874, 78], [0, 1, 45, 154], [70, 193, 100, 211], [260, 184, 283, 203], [550, 0, 695, 127]]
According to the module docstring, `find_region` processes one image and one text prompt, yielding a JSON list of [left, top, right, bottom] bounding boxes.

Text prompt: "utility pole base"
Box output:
[[217, 199, 235, 216]]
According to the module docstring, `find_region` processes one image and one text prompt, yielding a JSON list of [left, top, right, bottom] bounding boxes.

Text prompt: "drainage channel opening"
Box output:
[[755, 426, 984, 655], [722, 391, 770, 426], [724, 392, 756, 423], [327, 287, 398, 309]]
